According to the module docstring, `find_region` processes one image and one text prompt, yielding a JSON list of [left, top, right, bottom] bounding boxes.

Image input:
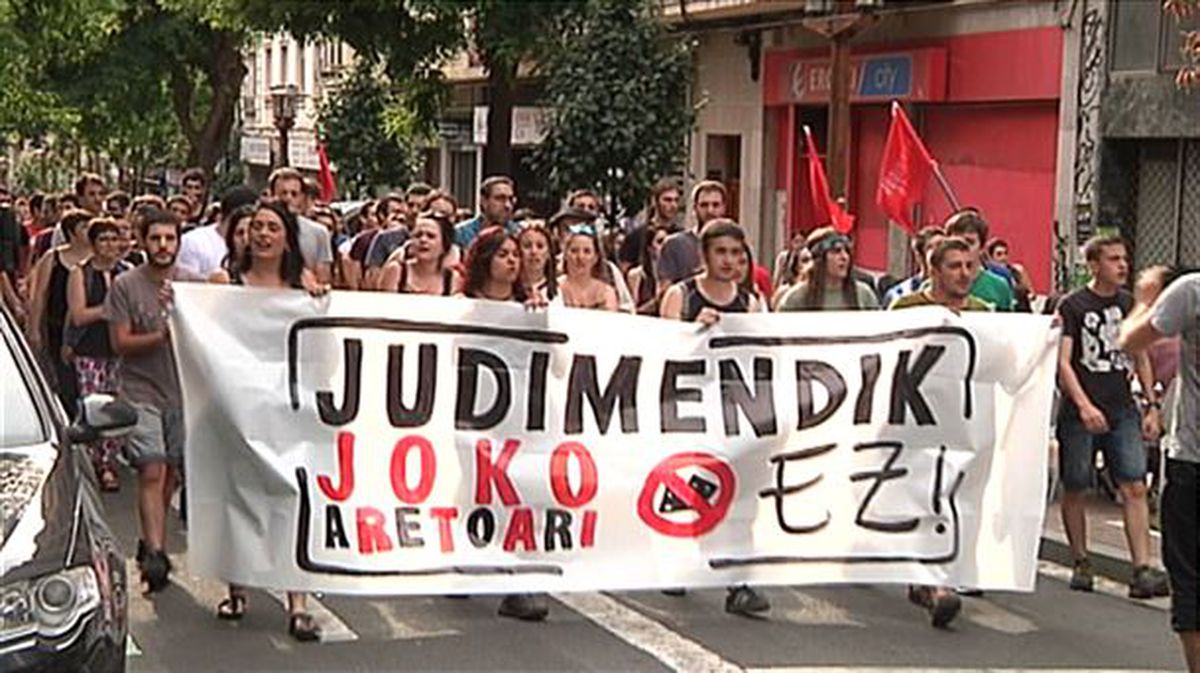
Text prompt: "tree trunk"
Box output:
[[182, 29, 247, 175], [484, 56, 517, 178]]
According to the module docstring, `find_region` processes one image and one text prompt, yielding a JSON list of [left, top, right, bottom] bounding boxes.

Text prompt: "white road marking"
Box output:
[[1037, 560, 1169, 612], [125, 635, 142, 657], [744, 662, 1176, 667], [266, 590, 358, 644], [776, 589, 864, 627], [366, 599, 460, 640], [960, 598, 1037, 635], [1104, 518, 1161, 538], [554, 591, 742, 673]]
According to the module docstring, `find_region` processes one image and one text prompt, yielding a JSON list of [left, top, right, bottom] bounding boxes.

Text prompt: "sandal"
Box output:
[[98, 466, 120, 493], [288, 612, 321, 642], [216, 593, 247, 621]]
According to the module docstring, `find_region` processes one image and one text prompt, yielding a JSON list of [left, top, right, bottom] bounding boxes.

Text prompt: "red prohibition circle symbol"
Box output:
[[637, 452, 736, 538]]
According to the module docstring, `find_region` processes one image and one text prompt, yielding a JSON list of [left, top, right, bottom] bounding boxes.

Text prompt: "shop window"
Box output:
[[1110, 0, 1161, 72]]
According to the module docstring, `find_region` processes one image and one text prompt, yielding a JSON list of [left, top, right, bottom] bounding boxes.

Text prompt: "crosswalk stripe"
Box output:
[[365, 599, 460, 640], [125, 635, 142, 657], [266, 590, 358, 643], [777, 588, 865, 627], [554, 592, 742, 673], [744, 662, 1176, 667], [960, 598, 1037, 635]]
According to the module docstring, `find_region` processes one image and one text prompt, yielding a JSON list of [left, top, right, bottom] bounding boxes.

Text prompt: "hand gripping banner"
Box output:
[[171, 285, 1059, 595]]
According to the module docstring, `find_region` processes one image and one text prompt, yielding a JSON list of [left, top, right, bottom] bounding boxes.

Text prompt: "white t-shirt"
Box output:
[[298, 215, 333, 270], [176, 224, 227, 277]]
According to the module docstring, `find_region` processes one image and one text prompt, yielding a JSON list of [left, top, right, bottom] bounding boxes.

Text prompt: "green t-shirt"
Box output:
[[889, 289, 992, 312], [969, 268, 1013, 311]]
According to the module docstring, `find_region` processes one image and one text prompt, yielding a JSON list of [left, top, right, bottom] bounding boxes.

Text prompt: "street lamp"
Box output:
[[271, 83, 300, 168]]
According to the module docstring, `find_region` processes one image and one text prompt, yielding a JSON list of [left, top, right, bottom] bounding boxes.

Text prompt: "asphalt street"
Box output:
[[99, 470, 1183, 673]]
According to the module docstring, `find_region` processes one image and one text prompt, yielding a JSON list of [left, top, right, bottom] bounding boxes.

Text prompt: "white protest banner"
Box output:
[[172, 285, 1059, 595]]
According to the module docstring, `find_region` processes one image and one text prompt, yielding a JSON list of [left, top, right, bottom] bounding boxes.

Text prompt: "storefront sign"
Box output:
[[288, 133, 320, 171], [473, 106, 548, 146], [240, 135, 271, 166], [764, 48, 947, 106]]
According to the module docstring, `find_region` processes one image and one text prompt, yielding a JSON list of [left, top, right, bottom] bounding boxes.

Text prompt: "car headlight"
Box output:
[[0, 566, 100, 642]]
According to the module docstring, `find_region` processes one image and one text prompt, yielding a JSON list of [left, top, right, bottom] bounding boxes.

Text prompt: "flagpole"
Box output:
[[932, 162, 960, 211]]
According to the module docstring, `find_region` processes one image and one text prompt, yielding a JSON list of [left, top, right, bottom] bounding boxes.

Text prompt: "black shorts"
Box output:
[[1164, 458, 1200, 632]]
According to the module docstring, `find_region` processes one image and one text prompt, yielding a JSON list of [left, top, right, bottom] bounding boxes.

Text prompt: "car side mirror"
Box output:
[[67, 394, 139, 444]]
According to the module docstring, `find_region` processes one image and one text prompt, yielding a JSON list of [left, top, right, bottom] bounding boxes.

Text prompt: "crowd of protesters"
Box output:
[[0, 168, 1195, 669]]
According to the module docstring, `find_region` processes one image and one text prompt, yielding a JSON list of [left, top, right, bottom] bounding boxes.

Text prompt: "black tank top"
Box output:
[[46, 251, 71, 344], [397, 264, 453, 296], [681, 278, 750, 322], [73, 261, 124, 358]]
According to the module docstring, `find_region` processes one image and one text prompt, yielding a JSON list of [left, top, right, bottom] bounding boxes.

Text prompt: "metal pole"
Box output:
[[932, 163, 960, 211], [828, 28, 852, 198]]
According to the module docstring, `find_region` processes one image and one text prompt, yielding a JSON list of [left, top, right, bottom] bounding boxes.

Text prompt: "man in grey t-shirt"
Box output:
[[655, 180, 728, 294], [105, 209, 194, 593], [1121, 270, 1200, 671]]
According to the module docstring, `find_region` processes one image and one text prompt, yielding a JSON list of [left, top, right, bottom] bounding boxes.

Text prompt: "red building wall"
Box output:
[[768, 27, 1063, 292]]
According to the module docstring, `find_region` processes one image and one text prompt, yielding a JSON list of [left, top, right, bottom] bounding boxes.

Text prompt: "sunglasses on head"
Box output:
[[567, 223, 597, 237]]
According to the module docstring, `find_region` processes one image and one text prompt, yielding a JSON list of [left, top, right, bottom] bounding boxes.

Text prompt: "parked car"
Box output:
[[0, 303, 135, 672]]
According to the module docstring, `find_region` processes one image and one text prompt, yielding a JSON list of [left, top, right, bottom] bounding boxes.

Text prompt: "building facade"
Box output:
[[1088, 0, 1200, 275], [671, 0, 1077, 292], [239, 34, 351, 188]]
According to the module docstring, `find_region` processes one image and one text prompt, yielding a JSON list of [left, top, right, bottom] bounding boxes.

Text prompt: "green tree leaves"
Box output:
[[530, 0, 694, 216], [319, 62, 426, 196]]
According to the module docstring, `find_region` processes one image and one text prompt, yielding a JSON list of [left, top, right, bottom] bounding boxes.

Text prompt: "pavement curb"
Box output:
[[1039, 529, 1136, 584]]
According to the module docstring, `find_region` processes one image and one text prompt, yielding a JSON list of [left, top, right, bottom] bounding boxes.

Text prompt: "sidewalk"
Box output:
[[1040, 492, 1162, 583]]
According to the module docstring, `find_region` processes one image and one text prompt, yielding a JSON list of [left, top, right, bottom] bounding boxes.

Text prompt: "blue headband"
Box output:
[[809, 233, 851, 256]]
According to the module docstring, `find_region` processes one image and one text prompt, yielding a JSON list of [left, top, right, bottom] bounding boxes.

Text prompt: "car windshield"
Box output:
[[1, 334, 46, 448]]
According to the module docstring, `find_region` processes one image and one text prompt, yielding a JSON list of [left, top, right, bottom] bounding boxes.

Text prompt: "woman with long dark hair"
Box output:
[[776, 227, 878, 312], [213, 204, 253, 281], [457, 226, 549, 622], [628, 225, 667, 315], [379, 213, 460, 295], [460, 226, 528, 302], [209, 198, 326, 642]]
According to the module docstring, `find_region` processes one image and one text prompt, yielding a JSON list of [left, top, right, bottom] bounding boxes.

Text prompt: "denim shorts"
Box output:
[[123, 403, 185, 468], [1056, 405, 1145, 491]]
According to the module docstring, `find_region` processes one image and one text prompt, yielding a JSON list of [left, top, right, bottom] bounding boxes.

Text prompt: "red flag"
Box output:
[[803, 125, 855, 234], [316, 142, 337, 203], [875, 102, 936, 232]]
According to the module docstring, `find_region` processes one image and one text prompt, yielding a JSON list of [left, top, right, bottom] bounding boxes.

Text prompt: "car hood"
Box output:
[[0, 445, 79, 581]]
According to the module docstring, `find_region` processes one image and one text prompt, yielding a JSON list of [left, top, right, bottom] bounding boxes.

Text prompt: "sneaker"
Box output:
[[135, 539, 147, 565], [725, 586, 769, 616], [140, 549, 171, 593], [1069, 557, 1094, 592], [1129, 566, 1170, 599], [498, 593, 549, 621]]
